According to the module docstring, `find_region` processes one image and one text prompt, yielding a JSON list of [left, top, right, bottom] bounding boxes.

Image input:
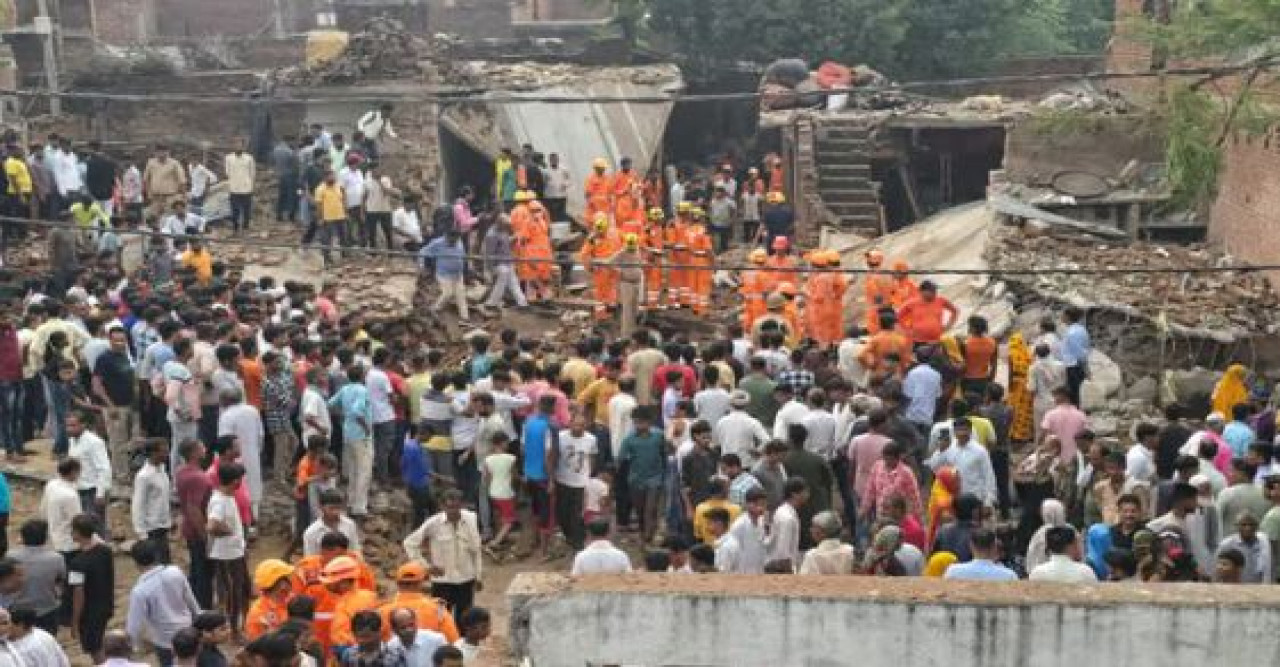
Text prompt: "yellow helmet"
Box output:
[[749, 248, 768, 265], [677, 201, 693, 213], [592, 158, 609, 170], [766, 191, 786, 204], [513, 190, 535, 203], [647, 207, 664, 220], [824, 250, 842, 266], [253, 559, 295, 592], [624, 233, 639, 247], [594, 214, 610, 230], [692, 207, 706, 219], [806, 251, 827, 267]]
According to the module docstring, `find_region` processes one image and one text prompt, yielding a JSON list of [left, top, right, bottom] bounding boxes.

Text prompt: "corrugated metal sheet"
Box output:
[[440, 65, 682, 221]]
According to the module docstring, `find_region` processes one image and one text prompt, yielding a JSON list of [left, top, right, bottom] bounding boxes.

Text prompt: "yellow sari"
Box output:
[[1008, 333, 1034, 442], [924, 552, 959, 577], [1212, 363, 1249, 417]]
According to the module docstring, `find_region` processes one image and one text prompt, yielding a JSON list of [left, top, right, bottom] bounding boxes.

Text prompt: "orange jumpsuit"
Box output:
[[642, 175, 663, 211], [580, 228, 621, 317], [806, 272, 849, 346], [294, 554, 376, 657], [666, 219, 691, 306], [642, 224, 666, 309], [762, 255, 796, 296], [890, 277, 920, 311], [613, 170, 642, 230], [378, 592, 461, 643], [863, 270, 896, 333], [783, 300, 804, 346], [769, 164, 785, 193], [687, 224, 714, 314], [329, 588, 382, 651], [511, 203, 536, 282], [858, 329, 914, 378], [740, 269, 768, 333], [584, 173, 612, 224], [522, 203, 555, 297]]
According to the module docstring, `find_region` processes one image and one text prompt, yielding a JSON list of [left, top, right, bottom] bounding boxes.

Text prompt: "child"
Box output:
[[400, 423, 436, 528], [194, 610, 231, 667], [660, 369, 683, 426], [207, 462, 250, 636], [482, 433, 517, 553], [420, 373, 456, 481], [287, 435, 329, 558], [306, 454, 339, 522], [454, 606, 492, 664], [583, 465, 613, 527]]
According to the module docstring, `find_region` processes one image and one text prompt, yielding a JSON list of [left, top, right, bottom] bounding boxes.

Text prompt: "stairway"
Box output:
[[814, 119, 881, 233]]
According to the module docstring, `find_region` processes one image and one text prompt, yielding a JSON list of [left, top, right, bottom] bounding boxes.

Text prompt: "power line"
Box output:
[[3, 61, 1272, 106], [9, 213, 1275, 278]]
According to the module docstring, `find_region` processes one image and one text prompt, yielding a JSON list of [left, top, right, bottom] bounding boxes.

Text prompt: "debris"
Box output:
[[990, 195, 1130, 240], [961, 95, 1005, 113]]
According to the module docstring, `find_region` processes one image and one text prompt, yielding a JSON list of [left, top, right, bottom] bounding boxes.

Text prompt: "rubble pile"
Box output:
[[276, 17, 444, 86], [993, 226, 1280, 335], [449, 61, 680, 91]]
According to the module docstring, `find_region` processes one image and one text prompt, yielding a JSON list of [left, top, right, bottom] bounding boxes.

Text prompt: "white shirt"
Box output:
[[926, 440, 998, 506], [555, 430, 597, 488], [570, 540, 632, 575], [1126, 444, 1156, 485], [300, 386, 332, 442], [218, 403, 264, 503], [772, 400, 810, 441], [799, 538, 856, 575], [800, 409, 839, 460], [207, 489, 246, 559], [392, 207, 423, 244], [131, 462, 172, 537], [693, 388, 732, 425], [68, 431, 111, 498], [302, 516, 361, 556], [40, 478, 82, 552], [544, 165, 572, 199], [607, 393, 638, 459], [713, 410, 771, 468], [388, 629, 447, 666], [188, 163, 217, 198], [837, 337, 869, 388], [224, 152, 256, 194], [339, 167, 366, 208], [765, 503, 801, 569], [404, 510, 483, 584], [11, 629, 67, 667], [714, 533, 742, 573], [357, 109, 398, 140], [366, 367, 396, 424], [1029, 554, 1099, 583], [584, 477, 609, 514], [727, 512, 768, 574]]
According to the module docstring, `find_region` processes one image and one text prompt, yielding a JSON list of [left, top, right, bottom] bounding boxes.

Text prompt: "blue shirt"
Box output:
[[0, 472, 10, 514], [1061, 323, 1091, 368], [522, 414, 554, 482], [902, 364, 942, 425], [944, 559, 1019, 581], [328, 383, 372, 442], [400, 437, 432, 490], [620, 429, 667, 490], [419, 237, 466, 279], [1223, 421, 1255, 459]]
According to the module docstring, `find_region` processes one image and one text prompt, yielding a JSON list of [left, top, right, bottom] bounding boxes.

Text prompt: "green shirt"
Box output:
[[739, 374, 779, 428], [620, 429, 667, 490], [783, 448, 834, 514], [1260, 505, 1280, 581]]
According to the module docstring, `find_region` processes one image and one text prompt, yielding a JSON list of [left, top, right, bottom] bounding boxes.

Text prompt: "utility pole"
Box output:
[[34, 0, 60, 116]]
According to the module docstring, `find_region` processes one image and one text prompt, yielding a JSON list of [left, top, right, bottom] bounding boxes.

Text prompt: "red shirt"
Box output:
[[652, 363, 696, 399], [0, 327, 20, 383], [901, 514, 927, 551], [389, 371, 408, 422], [175, 462, 213, 542]]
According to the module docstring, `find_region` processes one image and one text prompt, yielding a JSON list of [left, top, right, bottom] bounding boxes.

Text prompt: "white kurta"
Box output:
[[218, 403, 264, 507]]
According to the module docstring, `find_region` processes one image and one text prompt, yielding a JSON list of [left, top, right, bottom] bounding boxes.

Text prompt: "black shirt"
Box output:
[[197, 645, 228, 667], [68, 543, 115, 618], [680, 447, 719, 507], [93, 349, 136, 407], [84, 155, 118, 200], [1155, 422, 1193, 480]]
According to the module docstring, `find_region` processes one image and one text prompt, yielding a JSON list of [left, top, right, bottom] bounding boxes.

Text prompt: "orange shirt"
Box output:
[[585, 173, 612, 200], [962, 335, 997, 380], [329, 589, 382, 649], [246, 596, 290, 640], [378, 591, 460, 643], [239, 358, 263, 408], [859, 330, 914, 375], [294, 556, 339, 653], [295, 455, 318, 501], [897, 296, 956, 343]]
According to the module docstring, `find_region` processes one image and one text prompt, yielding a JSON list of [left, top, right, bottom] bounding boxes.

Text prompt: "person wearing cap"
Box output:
[[584, 157, 612, 224], [378, 563, 460, 643], [805, 251, 847, 348], [580, 214, 621, 321], [245, 560, 297, 641], [609, 232, 645, 340], [640, 207, 666, 310], [861, 250, 895, 335], [612, 156, 642, 230], [740, 249, 769, 333], [323, 556, 382, 660], [294, 532, 374, 657], [775, 283, 804, 347], [751, 293, 793, 349], [760, 190, 793, 250], [1180, 412, 1233, 477], [889, 259, 919, 311], [685, 208, 714, 315], [715, 391, 771, 468], [665, 203, 692, 308], [762, 236, 796, 296]]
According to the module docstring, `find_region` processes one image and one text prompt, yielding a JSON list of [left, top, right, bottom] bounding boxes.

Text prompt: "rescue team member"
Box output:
[[513, 190, 555, 304], [859, 311, 914, 379], [741, 248, 769, 333], [805, 250, 848, 347], [584, 157, 612, 224], [752, 292, 793, 347], [775, 282, 803, 347], [642, 208, 666, 310], [898, 279, 959, 346], [667, 203, 692, 308], [294, 532, 375, 655], [863, 249, 894, 334], [687, 208, 714, 315], [245, 559, 297, 640], [378, 562, 460, 643], [889, 259, 919, 311], [580, 213, 621, 320], [324, 556, 381, 661], [613, 156, 643, 231], [762, 236, 795, 297]]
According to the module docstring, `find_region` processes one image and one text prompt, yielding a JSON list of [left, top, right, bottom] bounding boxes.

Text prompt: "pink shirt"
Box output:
[[860, 459, 922, 518], [453, 199, 477, 232], [847, 432, 891, 497], [517, 380, 571, 428], [1041, 405, 1088, 462]]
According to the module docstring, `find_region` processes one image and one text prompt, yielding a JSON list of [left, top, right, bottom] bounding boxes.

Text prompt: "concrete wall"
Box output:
[[1210, 130, 1280, 289], [1003, 115, 1165, 185], [509, 574, 1280, 667]]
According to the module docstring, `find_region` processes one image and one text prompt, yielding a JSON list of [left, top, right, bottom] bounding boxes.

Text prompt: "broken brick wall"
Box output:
[[1210, 131, 1280, 290]]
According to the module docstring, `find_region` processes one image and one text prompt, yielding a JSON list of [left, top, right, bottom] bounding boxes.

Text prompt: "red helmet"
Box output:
[[771, 236, 790, 251]]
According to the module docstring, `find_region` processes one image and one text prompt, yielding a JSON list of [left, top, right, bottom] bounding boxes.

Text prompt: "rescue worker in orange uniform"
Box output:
[[741, 248, 769, 333], [325, 556, 383, 662], [776, 281, 804, 347], [510, 189, 536, 289], [642, 208, 667, 310], [762, 236, 796, 296], [642, 168, 664, 212], [805, 251, 849, 347], [612, 157, 643, 231], [293, 533, 376, 656], [514, 192, 555, 302], [858, 310, 915, 380], [752, 292, 794, 347], [584, 158, 612, 224], [888, 259, 920, 311], [686, 208, 714, 315], [767, 154, 786, 193], [378, 562, 461, 643], [666, 202, 692, 307], [862, 249, 896, 334], [246, 559, 297, 641], [580, 213, 621, 319]]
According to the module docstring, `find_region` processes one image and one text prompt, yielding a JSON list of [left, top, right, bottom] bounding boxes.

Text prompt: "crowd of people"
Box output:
[[0, 109, 1269, 667]]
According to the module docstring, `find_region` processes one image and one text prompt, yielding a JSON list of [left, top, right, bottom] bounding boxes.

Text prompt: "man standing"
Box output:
[[131, 439, 173, 564], [610, 233, 645, 339], [556, 413, 596, 553], [404, 490, 483, 615], [387, 608, 449, 664], [83, 142, 117, 218], [897, 281, 959, 347], [174, 439, 213, 609], [217, 387, 264, 523], [125, 539, 200, 664], [272, 136, 300, 223], [707, 187, 736, 254], [943, 527, 1019, 581], [543, 153, 571, 221], [163, 338, 201, 470], [420, 230, 469, 322], [726, 487, 769, 574], [91, 327, 136, 478], [764, 477, 808, 571], [260, 353, 295, 485], [40, 458, 82, 559], [225, 141, 256, 233], [8, 520, 65, 635], [142, 145, 187, 223], [1060, 306, 1091, 407], [714, 391, 770, 469], [65, 413, 111, 537], [619, 406, 667, 546], [1028, 526, 1098, 583], [68, 515, 115, 662], [313, 170, 348, 263], [570, 519, 632, 575], [366, 348, 399, 486], [481, 217, 527, 312], [926, 418, 997, 508], [329, 366, 373, 517]]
